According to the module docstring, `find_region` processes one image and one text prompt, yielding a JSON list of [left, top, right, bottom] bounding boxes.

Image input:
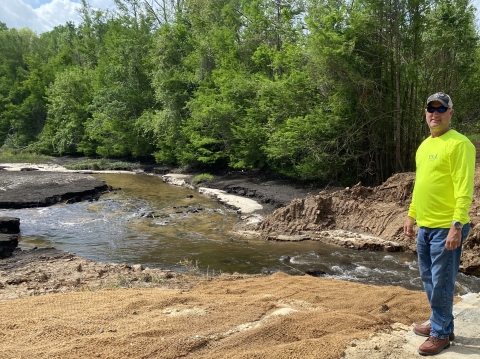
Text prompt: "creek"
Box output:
[[2, 173, 480, 294]]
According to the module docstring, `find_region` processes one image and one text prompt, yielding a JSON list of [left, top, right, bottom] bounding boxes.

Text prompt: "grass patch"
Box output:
[[0, 150, 52, 163], [178, 259, 202, 277], [192, 173, 214, 185], [64, 158, 141, 171]]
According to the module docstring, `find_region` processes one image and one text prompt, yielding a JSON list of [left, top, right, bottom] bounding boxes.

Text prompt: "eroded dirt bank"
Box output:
[[257, 170, 480, 276], [163, 168, 480, 277]]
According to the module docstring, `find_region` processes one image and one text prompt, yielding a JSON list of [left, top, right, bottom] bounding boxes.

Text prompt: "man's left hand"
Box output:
[[446, 226, 462, 250]]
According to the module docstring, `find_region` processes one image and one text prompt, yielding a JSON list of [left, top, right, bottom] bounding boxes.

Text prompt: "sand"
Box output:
[[0, 272, 431, 359]]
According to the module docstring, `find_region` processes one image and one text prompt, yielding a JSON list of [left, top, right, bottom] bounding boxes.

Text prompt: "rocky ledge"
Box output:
[[0, 171, 110, 209], [0, 217, 20, 258]]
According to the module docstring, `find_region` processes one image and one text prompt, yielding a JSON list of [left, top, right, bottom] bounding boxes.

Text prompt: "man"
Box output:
[[404, 92, 475, 356]]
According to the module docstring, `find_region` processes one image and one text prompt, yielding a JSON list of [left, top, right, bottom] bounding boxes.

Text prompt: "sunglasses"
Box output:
[[426, 106, 449, 114]]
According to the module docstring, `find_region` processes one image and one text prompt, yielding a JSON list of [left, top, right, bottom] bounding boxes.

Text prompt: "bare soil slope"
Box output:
[[259, 169, 480, 276]]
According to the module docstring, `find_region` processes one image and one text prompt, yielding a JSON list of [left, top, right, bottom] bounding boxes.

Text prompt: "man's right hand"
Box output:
[[403, 216, 416, 238]]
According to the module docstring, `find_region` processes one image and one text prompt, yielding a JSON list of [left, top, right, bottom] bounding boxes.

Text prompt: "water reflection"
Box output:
[[2, 173, 480, 294]]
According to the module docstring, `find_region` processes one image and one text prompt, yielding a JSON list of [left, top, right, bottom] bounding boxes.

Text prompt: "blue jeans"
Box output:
[[416, 224, 470, 339]]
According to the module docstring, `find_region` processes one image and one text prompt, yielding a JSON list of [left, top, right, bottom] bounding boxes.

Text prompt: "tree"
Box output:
[[0, 28, 51, 149], [83, 0, 156, 157], [38, 67, 94, 155], [147, 16, 196, 164]]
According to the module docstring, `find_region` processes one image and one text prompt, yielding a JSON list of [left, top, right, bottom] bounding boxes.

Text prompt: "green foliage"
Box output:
[[0, 149, 52, 163], [147, 20, 197, 164], [192, 173, 215, 185], [83, 7, 156, 159], [38, 67, 94, 155], [0, 0, 479, 186], [467, 133, 480, 142], [0, 28, 52, 148], [63, 158, 141, 171], [265, 111, 350, 182]]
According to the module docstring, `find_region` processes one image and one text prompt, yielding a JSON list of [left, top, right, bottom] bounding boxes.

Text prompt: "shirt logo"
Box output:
[[429, 154, 438, 161]]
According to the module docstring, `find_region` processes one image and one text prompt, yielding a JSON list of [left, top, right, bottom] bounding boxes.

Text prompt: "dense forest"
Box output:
[[0, 0, 479, 185]]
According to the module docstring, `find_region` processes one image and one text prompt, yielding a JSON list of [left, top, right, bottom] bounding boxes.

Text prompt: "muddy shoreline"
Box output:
[[0, 246, 250, 302]]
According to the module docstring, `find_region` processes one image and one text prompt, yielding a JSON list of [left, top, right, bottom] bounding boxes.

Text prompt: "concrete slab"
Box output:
[[403, 293, 480, 358]]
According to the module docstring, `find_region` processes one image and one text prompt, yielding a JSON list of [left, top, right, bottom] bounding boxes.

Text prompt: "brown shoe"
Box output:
[[418, 336, 450, 356], [413, 323, 455, 341]]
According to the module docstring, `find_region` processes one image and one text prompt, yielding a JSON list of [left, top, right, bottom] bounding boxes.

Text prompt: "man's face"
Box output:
[[425, 100, 454, 137]]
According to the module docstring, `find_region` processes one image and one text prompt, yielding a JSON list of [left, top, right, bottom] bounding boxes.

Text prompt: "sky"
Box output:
[[0, 0, 116, 34], [1, 0, 480, 34]]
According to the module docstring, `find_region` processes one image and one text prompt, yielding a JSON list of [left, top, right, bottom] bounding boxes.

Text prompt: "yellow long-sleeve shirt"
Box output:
[[408, 130, 475, 228]]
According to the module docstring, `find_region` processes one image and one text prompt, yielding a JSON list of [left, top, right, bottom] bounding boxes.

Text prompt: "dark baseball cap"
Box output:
[[426, 92, 453, 108]]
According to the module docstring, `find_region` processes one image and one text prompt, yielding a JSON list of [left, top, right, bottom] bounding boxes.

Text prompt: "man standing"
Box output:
[[404, 92, 476, 356]]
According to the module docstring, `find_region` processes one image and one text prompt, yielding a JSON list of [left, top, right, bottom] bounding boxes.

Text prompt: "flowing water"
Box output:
[[2, 173, 480, 294]]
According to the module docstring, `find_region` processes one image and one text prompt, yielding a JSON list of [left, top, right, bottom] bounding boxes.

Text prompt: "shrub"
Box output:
[[192, 173, 214, 185], [0, 149, 52, 163], [64, 159, 141, 171]]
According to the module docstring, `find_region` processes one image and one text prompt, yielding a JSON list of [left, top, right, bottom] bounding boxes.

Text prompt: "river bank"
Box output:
[[161, 170, 480, 277], [2, 160, 480, 279]]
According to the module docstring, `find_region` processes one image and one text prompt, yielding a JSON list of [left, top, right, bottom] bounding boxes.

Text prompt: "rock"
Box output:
[[0, 171, 110, 209], [132, 264, 144, 272], [162, 174, 195, 190], [0, 217, 20, 233], [0, 217, 20, 258], [272, 234, 310, 242], [305, 269, 327, 277], [0, 234, 19, 258], [152, 167, 171, 175], [152, 219, 170, 226]]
